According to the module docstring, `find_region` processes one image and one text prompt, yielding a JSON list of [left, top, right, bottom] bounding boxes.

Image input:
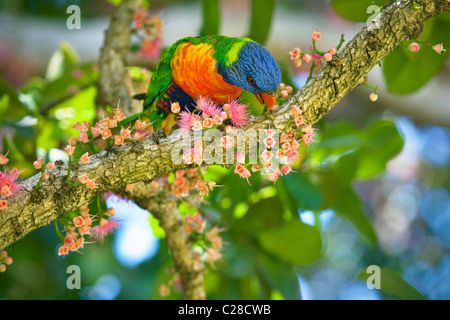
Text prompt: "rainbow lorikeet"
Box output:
[[128, 35, 282, 133]]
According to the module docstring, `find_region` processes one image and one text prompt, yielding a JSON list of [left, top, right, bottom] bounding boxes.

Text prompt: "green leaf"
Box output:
[[149, 215, 166, 239], [356, 119, 404, 179], [0, 94, 9, 120], [248, 0, 275, 45], [281, 171, 323, 210], [334, 188, 377, 247], [238, 197, 284, 233], [257, 220, 322, 265], [358, 267, 426, 300], [200, 0, 221, 36], [331, 0, 386, 22], [383, 15, 450, 94], [253, 249, 300, 299], [45, 41, 80, 82]]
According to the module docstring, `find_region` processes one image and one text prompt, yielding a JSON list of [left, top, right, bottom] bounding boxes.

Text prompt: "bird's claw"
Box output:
[[151, 129, 167, 144]]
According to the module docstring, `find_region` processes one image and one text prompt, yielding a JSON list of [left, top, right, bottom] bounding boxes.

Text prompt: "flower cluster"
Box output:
[[177, 97, 250, 135], [0, 250, 13, 273], [32, 157, 56, 190], [132, 10, 163, 60], [57, 205, 120, 257], [288, 30, 342, 72], [0, 152, 22, 210]]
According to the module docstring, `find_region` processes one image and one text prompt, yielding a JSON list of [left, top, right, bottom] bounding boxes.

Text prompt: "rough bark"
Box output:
[[1, 0, 448, 263], [96, 0, 143, 115], [117, 183, 206, 300]]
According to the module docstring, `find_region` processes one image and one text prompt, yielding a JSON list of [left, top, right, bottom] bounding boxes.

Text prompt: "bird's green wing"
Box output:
[[144, 36, 202, 110]]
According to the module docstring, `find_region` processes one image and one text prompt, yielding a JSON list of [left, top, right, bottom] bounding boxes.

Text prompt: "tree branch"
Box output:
[[1, 0, 448, 252], [96, 0, 143, 115], [115, 183, 206, 300]]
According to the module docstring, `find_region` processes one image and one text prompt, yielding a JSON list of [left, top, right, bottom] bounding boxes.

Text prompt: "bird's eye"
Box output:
[[247, 76, 255, 85]]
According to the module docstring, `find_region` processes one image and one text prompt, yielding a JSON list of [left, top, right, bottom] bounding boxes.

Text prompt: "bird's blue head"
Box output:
[[220, 40, 282, 110]]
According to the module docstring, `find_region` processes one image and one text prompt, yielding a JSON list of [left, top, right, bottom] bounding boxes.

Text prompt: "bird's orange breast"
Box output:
[[170, 42, 242, 105]]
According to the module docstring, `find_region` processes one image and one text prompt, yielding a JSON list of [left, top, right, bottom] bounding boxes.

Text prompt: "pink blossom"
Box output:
[[287, 149, 300, 163], [79, 152, 91, 164], [213, 114, 223, 125], [303, 53, 312, 63], [235, 153, 245, 164], [203, 118, 213, 128], [90, 218, 121, 242], [432, 43, 446, 54], [0, 169, 22, 195], [197, 96, 221, 118], [312, 30, 321, 41], [227, 100, 250, 127], [408, 42, 420, 52], [281, 165, 293, 175], [177, 111, 197, 134], [294, 115, 304, 126], [0, 154, 9, 165], [288, 47, 301, 60], [220, 136, 233, 149], [78, 132, 89, 143], [260, 150, 273, 162], [171, 102, 181, 113], [251, 164, 260, 172], [264, 136, 276, 148]]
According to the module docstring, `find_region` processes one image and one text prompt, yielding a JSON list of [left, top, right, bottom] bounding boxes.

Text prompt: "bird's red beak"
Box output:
[[255, 91, 277, 111]]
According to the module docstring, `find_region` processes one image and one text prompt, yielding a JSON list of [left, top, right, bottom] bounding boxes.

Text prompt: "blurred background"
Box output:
[[0, 0, 449, 300]]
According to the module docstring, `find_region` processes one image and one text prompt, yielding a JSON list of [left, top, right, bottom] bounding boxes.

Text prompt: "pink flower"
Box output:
[[171, 102, 181, 113], [78, 132, 89, 143], [227, 100, 250, 127], [294, 115, 304, 126], [282, 142, 291, 152], [291, 139, 300, 150], [79, 174, 89, 184], [234, 164, 251, 184], [323, 52, 332, 62], [213, 114, 223, 125], [42, 172, 50, 180], [46, 162, 56, 170], [33, 161, 42, 169], [288, 47, 301, 60], [220, 136, 233, 149], [329, 47, 337, 55], [90, 218, 121, 241], [312, 30, 321, 41], [183, 149, 195, 164], [91, 127, 101, 138], [73, 216, 85, 228], [235, 153, 245, 164], [260, 150, 273, 162], [0, 169, 22, 195], [0, 154, 9, 165], [138, 37, 163, 60], [67, 137, 77, 146], [251, 163, 260, 172], [275, 149, 285, 159], [264, 136, 276, 148], [197, 96, 221, 118], [281, 165, 293, 175], [287, 149, 300, 163], [101, 128, 112, 140], [0, 199, 7, 210], [58, 245, 69, 257], [303, 53, 312, 63], [86, 178, 96, 190], [178, 111, 195, 135], [65, 145, 75, 156], [203, 118, 213, 128], [432, 43, 446, 54], [115, 135, 125, 145], [408, 42, 420, 52], [79, 152, 91, 164]]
